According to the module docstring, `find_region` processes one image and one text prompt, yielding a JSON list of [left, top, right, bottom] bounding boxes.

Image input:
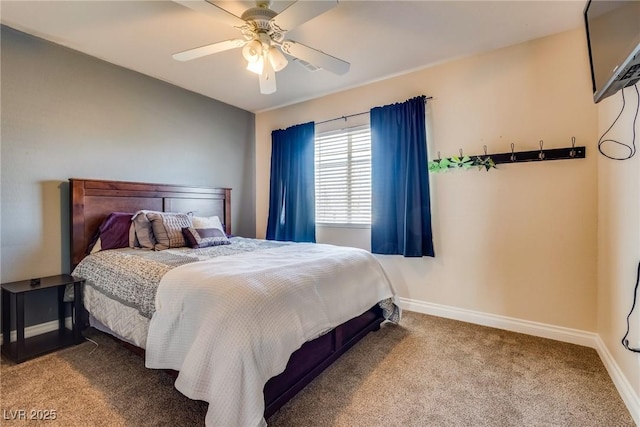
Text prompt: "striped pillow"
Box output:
[[146, 212, 193, 250]]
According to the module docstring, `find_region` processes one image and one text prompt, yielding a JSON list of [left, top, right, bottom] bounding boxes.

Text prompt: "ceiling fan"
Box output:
[[172, 0, 350, 95]]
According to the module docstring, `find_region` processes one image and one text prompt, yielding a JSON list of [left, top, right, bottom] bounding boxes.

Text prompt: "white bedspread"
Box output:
[[145, 242, 397, 427]]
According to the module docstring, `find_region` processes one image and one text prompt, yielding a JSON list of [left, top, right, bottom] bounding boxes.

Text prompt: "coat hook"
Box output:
[[459, 148, 464, 158], [510, 143, 516, 162], [538, 140, 545, 160], [483, 145, 488, 156], [437, 151, 441, 161], [569, 136, 576, 158]]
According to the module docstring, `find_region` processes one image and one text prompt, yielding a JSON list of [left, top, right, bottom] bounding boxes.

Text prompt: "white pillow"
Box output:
[[192, 215, 224, 230], [90, 238, 102, 254]]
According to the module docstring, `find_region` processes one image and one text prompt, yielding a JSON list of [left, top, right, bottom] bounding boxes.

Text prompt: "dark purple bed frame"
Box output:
[[69, 178, 384, 419]]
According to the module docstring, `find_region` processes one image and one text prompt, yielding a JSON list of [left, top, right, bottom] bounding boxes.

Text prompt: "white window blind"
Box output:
[[315, 125, 371, 225]]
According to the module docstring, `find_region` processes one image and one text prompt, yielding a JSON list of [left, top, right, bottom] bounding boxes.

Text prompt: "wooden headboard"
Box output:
[[69, 178, 231, 269]]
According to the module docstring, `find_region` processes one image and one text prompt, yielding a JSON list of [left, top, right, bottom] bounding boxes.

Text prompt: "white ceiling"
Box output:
[[0, 1, 586, 113]]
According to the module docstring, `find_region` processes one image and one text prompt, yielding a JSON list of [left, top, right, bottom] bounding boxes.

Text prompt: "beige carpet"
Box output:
[[0, 311, 635, 426]]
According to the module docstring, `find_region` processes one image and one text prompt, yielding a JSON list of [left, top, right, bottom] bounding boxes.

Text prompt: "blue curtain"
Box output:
[[266, 121, 316, 242], [370, 96, 434, 257]]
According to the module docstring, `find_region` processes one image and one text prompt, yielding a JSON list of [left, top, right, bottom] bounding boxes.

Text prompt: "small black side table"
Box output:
[[1, 274, 84, 363]]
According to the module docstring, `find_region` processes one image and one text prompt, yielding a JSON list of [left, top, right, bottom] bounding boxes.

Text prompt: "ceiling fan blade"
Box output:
[[280, 40, 350, 75], [173, 39, 246, 61], [173, 0, 247, 29], [270, 0, 338, 33], [259, 57, 277, 95]]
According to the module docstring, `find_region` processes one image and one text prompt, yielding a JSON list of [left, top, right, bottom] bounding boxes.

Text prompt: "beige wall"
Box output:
[[256, 28, 598, 331], [597, 89, 640, 404]]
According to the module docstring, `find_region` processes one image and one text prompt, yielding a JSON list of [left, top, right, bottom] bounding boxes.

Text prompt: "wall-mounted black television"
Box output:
[[584, 0, 640, 103]]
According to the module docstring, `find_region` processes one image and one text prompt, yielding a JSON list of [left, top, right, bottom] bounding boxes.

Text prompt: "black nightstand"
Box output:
[[1, 274, 84, 363]]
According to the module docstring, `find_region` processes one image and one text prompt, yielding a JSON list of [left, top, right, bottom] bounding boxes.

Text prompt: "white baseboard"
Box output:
[[398, 297, 640, 426], [0, 317, 73, 344], [594, 335, 640, 425], [398, 297, 599, 347]]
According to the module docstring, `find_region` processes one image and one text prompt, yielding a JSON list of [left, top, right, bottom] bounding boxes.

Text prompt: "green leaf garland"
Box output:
[[428, 155, 497, 173]]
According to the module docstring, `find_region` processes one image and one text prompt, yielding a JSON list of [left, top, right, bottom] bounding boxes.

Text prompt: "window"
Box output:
[[315, 125, 371, 226]]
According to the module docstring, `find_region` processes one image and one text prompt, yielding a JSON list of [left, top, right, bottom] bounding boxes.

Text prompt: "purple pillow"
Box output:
[[182, 227, 230, 248], [97, 212, 133, 250]]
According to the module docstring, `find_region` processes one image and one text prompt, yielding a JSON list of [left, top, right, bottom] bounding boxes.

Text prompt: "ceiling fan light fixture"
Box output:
[[173, 0, 349, 95], [268, 46, 288, 72], [242, 39, 262, 62], [247, 55, 264, 75]]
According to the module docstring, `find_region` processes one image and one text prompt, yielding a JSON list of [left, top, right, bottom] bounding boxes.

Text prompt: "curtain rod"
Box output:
[[316, 96, 433, 125]]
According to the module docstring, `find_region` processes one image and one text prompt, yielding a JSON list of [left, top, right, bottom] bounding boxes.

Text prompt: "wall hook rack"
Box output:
[[484, 143, 586, 165], [428, 138, 586, 173]]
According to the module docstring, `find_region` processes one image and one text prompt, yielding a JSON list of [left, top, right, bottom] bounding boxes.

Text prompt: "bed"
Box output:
[[69, 178, 399, 426]]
